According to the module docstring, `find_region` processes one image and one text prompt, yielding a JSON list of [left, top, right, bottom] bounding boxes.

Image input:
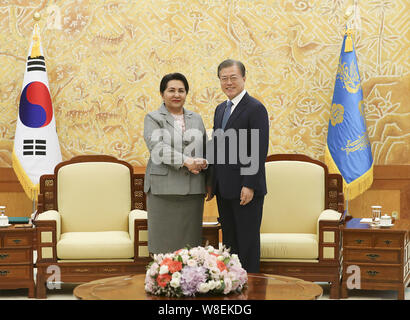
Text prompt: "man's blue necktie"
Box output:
[[221, 100, 233, 130]]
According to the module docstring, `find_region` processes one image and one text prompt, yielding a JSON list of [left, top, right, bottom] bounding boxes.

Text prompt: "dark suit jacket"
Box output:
[[209, 92, 269, 199]]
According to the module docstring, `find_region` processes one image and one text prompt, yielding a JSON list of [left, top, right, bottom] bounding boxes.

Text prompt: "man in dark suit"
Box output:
[[207, 59, 269, 272]]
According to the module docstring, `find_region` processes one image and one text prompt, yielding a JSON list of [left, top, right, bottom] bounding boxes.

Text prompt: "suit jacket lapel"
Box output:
[[224, 92, 249, 129], [183, 109, 194, 132], [216, 101, 230, 129], [159, 103, 176, 130]]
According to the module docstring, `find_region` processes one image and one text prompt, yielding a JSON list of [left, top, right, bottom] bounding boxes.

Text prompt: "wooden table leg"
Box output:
[[340, 282, 348, 299], [36, 270, 47, 299], [398, 286, 405, 300], [28, 283, 35, 298], [329, 280, 340, 299]]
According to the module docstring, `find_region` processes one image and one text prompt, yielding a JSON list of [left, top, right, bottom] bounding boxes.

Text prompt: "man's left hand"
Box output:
[[240, 186, 254, 206]]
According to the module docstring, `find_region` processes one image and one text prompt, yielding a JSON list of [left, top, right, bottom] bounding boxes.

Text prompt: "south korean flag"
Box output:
[[12, 24, 62, 201]]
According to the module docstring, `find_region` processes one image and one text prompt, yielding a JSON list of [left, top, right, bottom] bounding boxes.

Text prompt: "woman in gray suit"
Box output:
[[144, 73, 208, 254]]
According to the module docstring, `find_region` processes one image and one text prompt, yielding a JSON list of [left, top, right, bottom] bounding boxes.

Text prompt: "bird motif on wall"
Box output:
[[226, 2, 256, 56], [277, 24, 336, 75]]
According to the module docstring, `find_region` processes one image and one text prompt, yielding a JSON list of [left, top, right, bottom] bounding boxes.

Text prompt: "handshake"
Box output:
[[183, 157, 208, 174]]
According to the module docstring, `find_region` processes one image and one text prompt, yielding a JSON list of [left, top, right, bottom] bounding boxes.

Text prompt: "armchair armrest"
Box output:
[[317, 208, 342, 224], [34, 210, 61, 263], [316, 209, 343, 263], [129, 209, 147, 241], [129, 209, 149, 258], [317, 209, 342, 237], [35, 210, 61, 241]]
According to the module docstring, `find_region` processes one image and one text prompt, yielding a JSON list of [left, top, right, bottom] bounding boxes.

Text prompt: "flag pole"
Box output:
[[344, 6, 353, 220], [31, 11, 41, 220]]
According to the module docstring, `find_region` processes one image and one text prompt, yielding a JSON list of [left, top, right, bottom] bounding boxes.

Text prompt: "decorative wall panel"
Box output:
[[0, 0, 408, 167]]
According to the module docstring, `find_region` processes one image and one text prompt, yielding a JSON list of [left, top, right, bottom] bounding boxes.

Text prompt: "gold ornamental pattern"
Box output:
[[330, 103, 344, 127], [0, 0, 408, 167]]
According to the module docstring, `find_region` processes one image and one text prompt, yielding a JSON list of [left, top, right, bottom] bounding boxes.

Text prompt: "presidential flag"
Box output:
[[325, 29, 373, 200], [12, 24, 62, 201]]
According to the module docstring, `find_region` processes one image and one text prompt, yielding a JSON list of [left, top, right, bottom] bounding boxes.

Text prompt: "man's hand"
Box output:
[[194, 158, 208, 170], [240, 186, 254, 205], [184, 157, 207, 174]]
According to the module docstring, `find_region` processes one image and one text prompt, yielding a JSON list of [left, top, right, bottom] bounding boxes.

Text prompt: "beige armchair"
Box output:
[[34, 155, 150, 298], [260, 154, 346, 299]]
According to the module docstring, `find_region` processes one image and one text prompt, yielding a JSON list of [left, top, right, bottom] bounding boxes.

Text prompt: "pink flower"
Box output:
[[168, 260, 182, 273], [160, 257, 182, 273], [217, 260, 227, 272], [157, 274, 172, 288]]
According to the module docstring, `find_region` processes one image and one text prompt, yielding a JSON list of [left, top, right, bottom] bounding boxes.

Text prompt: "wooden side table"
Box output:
[[341, 218, 410, 300], [0, 225, 35, 298]]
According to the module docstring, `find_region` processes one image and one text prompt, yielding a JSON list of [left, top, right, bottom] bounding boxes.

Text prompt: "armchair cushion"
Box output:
[[57, 162, 132, 233], [261, 161, 325, 235], [57, 231, 134, 259], [260, 233, 318, 259]]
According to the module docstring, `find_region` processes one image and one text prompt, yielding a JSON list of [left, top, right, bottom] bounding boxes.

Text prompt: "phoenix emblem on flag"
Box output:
[[336, 59, 360, 94]]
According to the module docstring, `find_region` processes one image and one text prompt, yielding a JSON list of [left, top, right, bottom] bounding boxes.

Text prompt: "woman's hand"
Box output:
[[184, 157, 201, 174], [184, 157, 208, 174]]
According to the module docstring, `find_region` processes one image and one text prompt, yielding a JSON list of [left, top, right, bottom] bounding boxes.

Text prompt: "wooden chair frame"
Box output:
[[34, 155, 151, 298], [260, 154, 346, 299]]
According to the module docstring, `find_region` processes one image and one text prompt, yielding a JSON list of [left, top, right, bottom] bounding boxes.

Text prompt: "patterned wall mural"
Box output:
[[0, 0, 408, 168]]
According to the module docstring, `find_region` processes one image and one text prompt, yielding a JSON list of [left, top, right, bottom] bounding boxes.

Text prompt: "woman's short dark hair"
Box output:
[[160, 73, 189, 94], [217, 59, 246, 78]]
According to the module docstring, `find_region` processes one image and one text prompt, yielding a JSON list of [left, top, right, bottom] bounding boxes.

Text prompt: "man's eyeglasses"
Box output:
[[220, 76, 241, 83]]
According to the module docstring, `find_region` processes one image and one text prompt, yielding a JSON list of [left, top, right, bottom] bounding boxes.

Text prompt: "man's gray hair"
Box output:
[[217, 59, 246, 78]]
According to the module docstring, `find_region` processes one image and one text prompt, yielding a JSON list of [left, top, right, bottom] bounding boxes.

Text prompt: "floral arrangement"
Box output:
[[144, 245, 248, 297]]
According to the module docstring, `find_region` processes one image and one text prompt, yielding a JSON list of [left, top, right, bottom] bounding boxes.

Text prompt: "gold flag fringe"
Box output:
[[12, 150, 39, 201], [325, 146, 373, 200]]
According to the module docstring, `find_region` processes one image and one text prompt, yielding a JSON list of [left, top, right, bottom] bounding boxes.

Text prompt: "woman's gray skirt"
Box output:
[[147, 192, 204, 254]]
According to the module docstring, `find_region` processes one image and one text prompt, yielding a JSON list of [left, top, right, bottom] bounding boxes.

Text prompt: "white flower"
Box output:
[[182, 249, 189, 254], [198, 282, 210, 293], [170, 278, 180, 288], [181, 253, 189, 264], [159, 265, 169, 275], [216, 280, 223, 289], [223, 277, 232, 294], [164, 253, 174, 259], [207, 245, 215, 252], [208, 280, 217, 290], [217, 255, 224, 261], [172, 272, 181, 280], [149, 262, 159, 276], [187, 259, 197, 267]]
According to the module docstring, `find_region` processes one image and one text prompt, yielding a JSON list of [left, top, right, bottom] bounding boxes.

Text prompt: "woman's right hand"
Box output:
[[183, 157, 199, 174], [183, 157, 206, 174]]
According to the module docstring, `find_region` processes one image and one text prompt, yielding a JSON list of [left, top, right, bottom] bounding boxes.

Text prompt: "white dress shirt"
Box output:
[[228, 89, 247, 114]]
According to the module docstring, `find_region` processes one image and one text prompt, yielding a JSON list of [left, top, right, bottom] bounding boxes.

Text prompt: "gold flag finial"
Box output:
[[33, 12, 41, 21], [30, 24, 41, 58]]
